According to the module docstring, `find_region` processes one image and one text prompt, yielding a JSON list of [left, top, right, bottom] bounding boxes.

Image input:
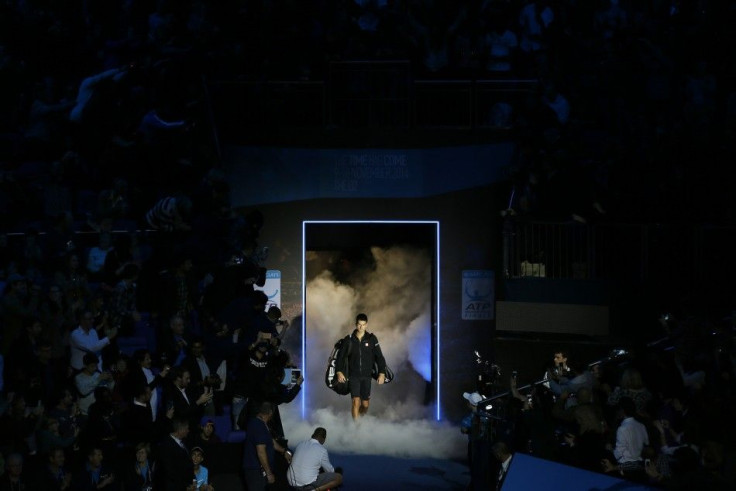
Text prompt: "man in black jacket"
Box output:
[[156, 418, 194, 491], [335, 313, 387, 420]]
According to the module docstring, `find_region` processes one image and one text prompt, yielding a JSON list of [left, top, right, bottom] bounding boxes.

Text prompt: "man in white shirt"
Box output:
[[613, 397, 649, 464], [69, 310, 116, 371], [74, 353, 113, 415], [601, 397, 649, 476], [287, 427, 343, 491]]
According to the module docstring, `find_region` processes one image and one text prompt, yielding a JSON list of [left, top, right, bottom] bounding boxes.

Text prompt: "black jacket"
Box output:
[[337, 330, 386, 379]]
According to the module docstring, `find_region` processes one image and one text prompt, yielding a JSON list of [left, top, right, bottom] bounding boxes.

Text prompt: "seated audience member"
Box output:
[[123, 442, 157, 491], [601, 397, 649, 478], [286, 427, 343, 491], [41, 447, 73, 491], [71, 446, 119, 491], [191, 446, 215, 491]]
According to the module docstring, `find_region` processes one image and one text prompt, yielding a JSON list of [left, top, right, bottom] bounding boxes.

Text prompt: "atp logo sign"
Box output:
[[462, 270, 494, 320]]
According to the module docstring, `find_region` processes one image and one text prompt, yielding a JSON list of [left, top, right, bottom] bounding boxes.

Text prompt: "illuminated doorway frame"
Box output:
[[302, 220, 441, 420]]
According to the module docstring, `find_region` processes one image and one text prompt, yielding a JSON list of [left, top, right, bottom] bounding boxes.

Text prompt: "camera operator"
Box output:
[[460, 391, 493, 491], [234, 331, 278, 428], [247, 345, 303, 441]]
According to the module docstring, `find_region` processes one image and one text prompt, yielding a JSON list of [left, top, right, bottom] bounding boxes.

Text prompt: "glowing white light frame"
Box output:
[[302, 220, 441, 421]]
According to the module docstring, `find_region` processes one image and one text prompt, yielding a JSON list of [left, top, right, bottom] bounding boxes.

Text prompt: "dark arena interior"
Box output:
[[1, 1, 736, 490]]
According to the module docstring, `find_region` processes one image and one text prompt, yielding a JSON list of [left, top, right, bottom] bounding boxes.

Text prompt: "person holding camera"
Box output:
[[181, 338, 222, 417], [162, 366, 214, 431], [335, 313, 387, 420], [74, 353, 114, 415]]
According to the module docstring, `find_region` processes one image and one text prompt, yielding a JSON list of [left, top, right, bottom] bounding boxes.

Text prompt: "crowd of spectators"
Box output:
[[1, 0, 735, 489], [463, 313, 736, 489], [2, 1, 735, 228], [0, 193, 309, 491]]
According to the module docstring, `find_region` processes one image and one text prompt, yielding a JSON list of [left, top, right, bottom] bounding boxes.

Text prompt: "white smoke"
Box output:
[[289, 245, 466, 460], [280, 404, 465, 459]]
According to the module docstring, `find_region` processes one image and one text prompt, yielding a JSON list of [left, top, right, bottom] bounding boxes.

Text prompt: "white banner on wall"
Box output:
[[462, 270, 495, 320], [255, 270, 282, 310]]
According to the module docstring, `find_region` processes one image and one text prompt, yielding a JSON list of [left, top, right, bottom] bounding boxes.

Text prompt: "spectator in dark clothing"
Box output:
[[162, 366, 213, 432], [0, 393, 43, 456], [121, 349, 169, 420], [1, 273, 31, 354], [156, 250, 196, 325], [70, 446, 119, 491], [242, 401, 291, 491], [46, 388, 82, 440], [159, 314, 190, 368], [180, 338, 222, 416], [0, 453, 41, 491], [109, 262, 141, 336], [36, 415, 77, 456], [250, 360, 303, 441], [120, 384, 172, 448], [40, 447, 73, 491], [190, 417, 223, 451], [155, 418, 194, 491]]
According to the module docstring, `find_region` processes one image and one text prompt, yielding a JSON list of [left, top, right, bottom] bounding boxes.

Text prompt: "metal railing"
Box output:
[[208, 62, 538, 136], [504, 219, 736, 285]]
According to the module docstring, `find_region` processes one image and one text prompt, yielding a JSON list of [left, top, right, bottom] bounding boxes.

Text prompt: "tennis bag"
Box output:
[[325, 335, 351, 395]]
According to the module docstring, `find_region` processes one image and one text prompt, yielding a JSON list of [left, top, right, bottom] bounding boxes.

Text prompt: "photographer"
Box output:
[[243, 340, 302, 439], [234, 331, 277, 428], [460, 391, 493, 491]]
